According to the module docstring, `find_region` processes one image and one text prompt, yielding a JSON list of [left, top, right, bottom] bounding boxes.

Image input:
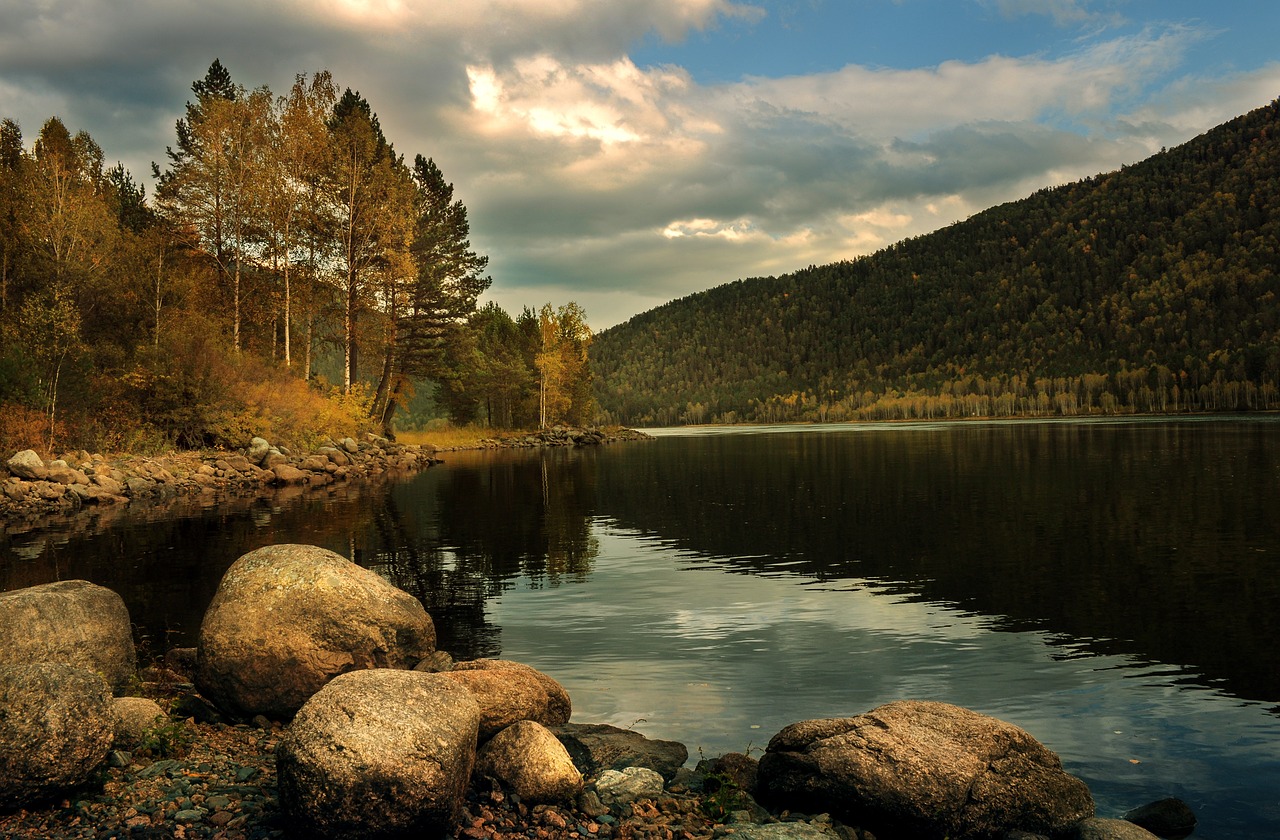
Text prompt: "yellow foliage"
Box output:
[[203, 370, 374, 451], [397, 423, 520, 449], [0, 403, 62, 457]]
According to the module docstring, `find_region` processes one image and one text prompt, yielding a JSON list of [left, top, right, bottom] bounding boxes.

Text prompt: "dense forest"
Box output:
[[591, 98, 1280, 426], [0, 60, 593, 456]]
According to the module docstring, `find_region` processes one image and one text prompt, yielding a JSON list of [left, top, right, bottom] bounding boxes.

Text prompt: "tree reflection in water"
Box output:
[[358, 448, 600, 660]]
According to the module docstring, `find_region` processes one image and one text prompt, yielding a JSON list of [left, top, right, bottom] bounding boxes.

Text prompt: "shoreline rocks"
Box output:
[[0, 433, 441, 524], [276, 669, 481, 839], [0, 425, 649, 532], [0, 548, 1199, 840], [0, 661, 115, 810], [757, 700, 1095, 840], [448, 425, 652, 451]]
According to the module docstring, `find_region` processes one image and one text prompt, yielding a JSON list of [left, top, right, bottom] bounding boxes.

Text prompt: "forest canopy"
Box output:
[[590, 98, 1280, 426], [0, 60, 592, 455]]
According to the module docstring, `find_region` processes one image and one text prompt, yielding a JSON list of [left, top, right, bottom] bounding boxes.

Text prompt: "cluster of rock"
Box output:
[[463, 425, 652, 450], [0, 543, 1197, 840], [0, 434, 441, 521]]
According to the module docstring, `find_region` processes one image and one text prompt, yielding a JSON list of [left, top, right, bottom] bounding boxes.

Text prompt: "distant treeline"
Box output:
[[591, 98, 1280, 426]]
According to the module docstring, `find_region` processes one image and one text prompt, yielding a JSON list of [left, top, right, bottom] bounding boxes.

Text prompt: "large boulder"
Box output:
[[474, 720, 583, 804], [0, 661, 114, 809], [5, 449, 47, 480], [245, 437, 272, 466], [440, 659, 571, 740], [196, 544, 436, 719], [276, 669, 480, 839], [0, 579, 137, 693], [757, 700, 1094, 840], [552, 722, 689, 781]]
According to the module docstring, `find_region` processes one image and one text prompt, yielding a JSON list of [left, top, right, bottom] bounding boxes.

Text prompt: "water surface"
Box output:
[[3, 417, 1279, 837]]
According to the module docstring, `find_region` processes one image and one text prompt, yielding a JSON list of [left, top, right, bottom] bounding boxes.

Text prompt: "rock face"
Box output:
[[553, 722, 689, 782], [0, 579, 137, 693], [474, 720, 583, 804], [276, 669, 480, 840], [757, 700, 1094, 840], [0, 661, 114, 809], [441, 659, 572, 739], [196, 544, 437, 718]]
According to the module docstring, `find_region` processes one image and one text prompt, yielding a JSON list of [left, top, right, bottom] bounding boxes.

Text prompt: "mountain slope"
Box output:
[[591, 98, 1280, 425]]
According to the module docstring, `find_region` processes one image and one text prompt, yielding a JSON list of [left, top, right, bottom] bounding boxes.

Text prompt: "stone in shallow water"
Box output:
[[196, 543, 436, 718], [1122, 797, 1196, 839], [757, 700, 1094, 840]]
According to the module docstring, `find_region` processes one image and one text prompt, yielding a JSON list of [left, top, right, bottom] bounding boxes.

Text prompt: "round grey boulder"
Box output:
[[757, 700, 1094, 840], [5, 449, 48, 480], [245, 437, 272, 465], [0, 579, 137, 693], [0, 661, 114, 809], [276, 669, 480, 839], [440, 659, 571, 740], [475, 720, 583, 804], [196, 544, 436, 719], [595, 766, 665, 809], [111, 696, 168, 750]]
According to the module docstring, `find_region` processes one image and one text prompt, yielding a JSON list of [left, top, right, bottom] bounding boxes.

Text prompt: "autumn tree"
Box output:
[[267, 71, 337, 368], [326, 88, 408, 392], [21, 118, 117, 290], [536, 301, 593, 427], [155, 61, 273, 352], [0, 118, 22, 315], [370, 155, 491, 435]]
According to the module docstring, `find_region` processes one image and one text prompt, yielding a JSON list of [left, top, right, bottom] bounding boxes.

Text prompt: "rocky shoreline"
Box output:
[[0, 425, 651, 536], [0, 544, 1199, 840], [0, 710, 835, 840]]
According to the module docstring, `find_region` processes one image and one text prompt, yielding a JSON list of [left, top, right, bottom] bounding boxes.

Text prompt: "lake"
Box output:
[[3, 417, 1279, 837]]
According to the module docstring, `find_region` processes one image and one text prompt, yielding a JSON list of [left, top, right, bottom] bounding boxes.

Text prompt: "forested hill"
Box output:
[[590, 98, 1280, 426]]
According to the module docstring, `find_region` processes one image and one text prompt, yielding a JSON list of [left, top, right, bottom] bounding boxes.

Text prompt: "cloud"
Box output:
[[980, 0, 1121, 28], [451, 23, 1232, 323], [0, 1, 1274, 329]]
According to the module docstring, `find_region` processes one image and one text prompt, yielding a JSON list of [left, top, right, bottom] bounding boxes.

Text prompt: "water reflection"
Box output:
[[359, 449, 601, 658], [4, 419, 1280, 836], [597, 419, 1280, 705]]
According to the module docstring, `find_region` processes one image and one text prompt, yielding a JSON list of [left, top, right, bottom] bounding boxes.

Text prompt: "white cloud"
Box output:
[[982, 0, 1118, 27]]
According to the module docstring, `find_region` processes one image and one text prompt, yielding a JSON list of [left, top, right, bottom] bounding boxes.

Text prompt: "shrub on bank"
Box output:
[[0, 325, 375, 457]]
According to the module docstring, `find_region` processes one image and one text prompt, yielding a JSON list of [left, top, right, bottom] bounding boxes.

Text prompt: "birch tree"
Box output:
[[326, 88, 402, 392]]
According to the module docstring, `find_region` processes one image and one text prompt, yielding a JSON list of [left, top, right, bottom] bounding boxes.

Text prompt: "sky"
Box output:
[[1, 1, 1278, 330]]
